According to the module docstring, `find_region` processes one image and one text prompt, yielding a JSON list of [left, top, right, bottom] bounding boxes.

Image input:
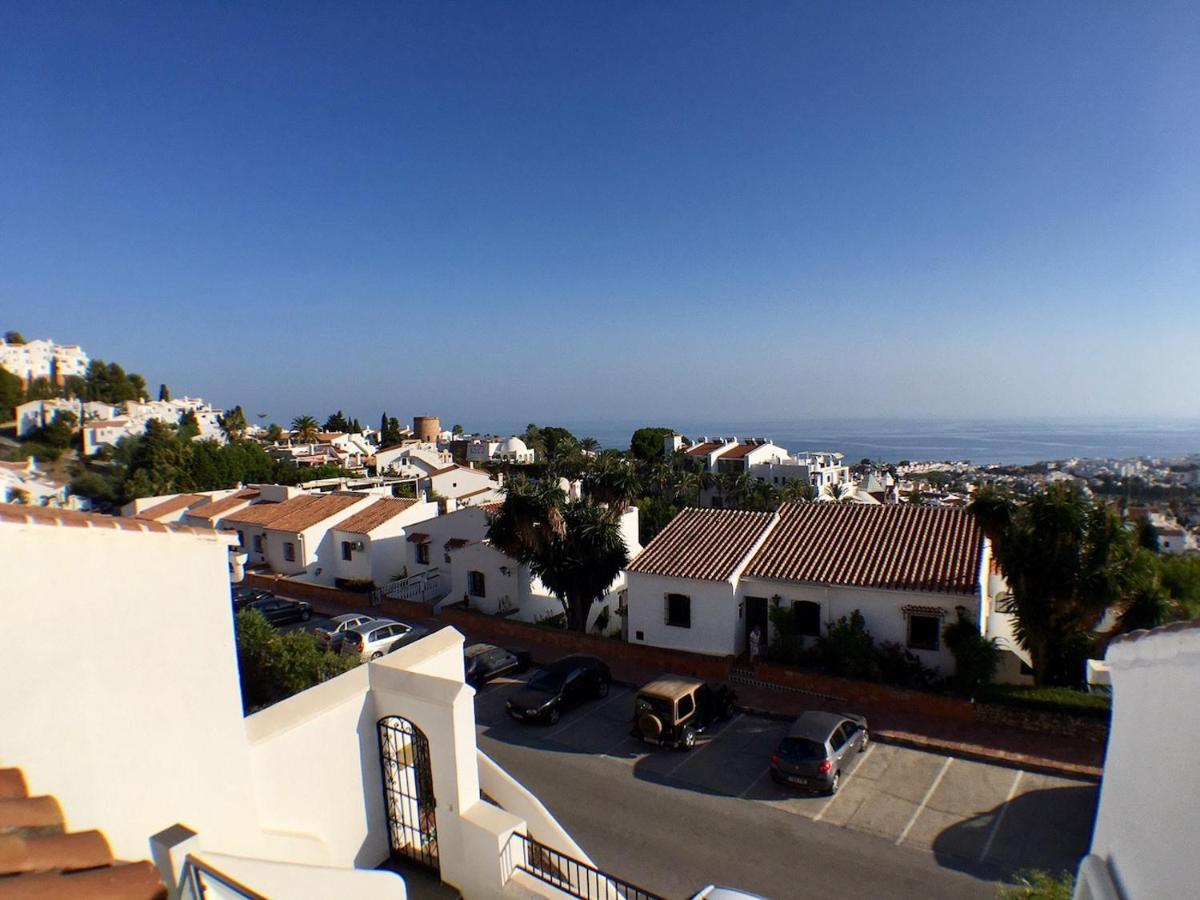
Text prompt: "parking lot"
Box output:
[[473, 673, 1098, 880]]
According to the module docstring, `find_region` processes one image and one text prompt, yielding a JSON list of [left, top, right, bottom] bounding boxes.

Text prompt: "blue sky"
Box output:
[[2, 2, 1197, 429]]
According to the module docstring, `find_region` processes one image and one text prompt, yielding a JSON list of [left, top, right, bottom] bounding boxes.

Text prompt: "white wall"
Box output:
[[0, 519, 262, 861], [1082, 624, 1200, 900], [625, 571, 740, 655]]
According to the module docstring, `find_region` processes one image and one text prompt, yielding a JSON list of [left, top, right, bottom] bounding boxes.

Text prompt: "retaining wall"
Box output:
[[242, 572, 436, 623]]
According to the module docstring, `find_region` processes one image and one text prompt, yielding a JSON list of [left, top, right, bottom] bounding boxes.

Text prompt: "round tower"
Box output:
[[413, 415, 440, 443]]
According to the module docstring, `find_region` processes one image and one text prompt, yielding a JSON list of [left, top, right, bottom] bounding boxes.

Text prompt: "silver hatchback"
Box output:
[[339, 619, 412, 661], [769, 710, 869, 794]]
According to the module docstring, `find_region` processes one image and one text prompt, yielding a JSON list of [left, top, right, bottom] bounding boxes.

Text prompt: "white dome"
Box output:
[[498, 436, 528, 454]]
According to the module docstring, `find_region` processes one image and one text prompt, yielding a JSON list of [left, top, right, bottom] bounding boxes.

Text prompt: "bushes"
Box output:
[[235, 610, 360, 713], [943, 608, 1000, 698], [980, 684, 1111, 720], [799, 610, 936, 690]]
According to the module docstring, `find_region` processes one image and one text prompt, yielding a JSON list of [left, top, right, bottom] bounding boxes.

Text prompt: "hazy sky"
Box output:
[[2, 2, 1197, 428]]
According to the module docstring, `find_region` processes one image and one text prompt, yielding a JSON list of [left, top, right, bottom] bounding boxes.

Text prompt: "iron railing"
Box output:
[[504, 832, 666, 900], [178, 854, 268, 900], [369, 568, 442, 606]]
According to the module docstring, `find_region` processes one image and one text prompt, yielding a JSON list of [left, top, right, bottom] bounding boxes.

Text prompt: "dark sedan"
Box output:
[[244, 596, 313, 626], [506, 656, 611, 725], [770, 710, 869, 795], [465, 644, 531, 687], [232, 586, 272, 612]]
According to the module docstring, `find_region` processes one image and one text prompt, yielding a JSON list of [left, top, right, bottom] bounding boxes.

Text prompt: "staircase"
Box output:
[[0, 766, 166, 898]]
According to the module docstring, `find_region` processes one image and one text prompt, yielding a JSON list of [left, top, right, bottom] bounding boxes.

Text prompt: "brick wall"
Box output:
[[242, 572, 436, 623], [751, 661, 977, 723], [438, 608, 734, 681]]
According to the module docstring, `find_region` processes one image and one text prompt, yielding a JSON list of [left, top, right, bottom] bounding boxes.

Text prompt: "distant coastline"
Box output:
[[468, 418, 1200, 467]]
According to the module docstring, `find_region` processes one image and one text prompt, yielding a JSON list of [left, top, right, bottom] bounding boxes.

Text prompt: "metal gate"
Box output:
[[378, 716, 439, 871]]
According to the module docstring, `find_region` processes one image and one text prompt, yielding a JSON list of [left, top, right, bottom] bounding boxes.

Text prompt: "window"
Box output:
[[341, 541, 353, 561], [635, 630, 644, 641], [283, 541, 296, 562], [830, 725, 849, 751], [416, 542, 430, 565], [677, 693, 694, 718], [468, 570, 486, 598], [252, 535, 263, 554], [665, 593, 691, 628], [236, 530, 245, 547], [794, 601, 821, 637], [908, 614, 940, 651]]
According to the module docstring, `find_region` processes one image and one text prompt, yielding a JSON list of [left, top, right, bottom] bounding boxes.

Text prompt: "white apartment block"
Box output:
[[665, 433, 852, 499], [0, 338, 89, 386], [81, 396, 226, 454]]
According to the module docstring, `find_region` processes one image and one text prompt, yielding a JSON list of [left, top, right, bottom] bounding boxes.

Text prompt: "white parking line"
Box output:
[[543, 688, 628, 740], [663, 713, 743, 778], [895, 756, 953, 846], [978, 769, 1023, 862], [739, 766, 771, 799], [814, 743, 876, 822]]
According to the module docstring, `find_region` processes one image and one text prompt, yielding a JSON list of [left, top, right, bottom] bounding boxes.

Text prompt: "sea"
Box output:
[[470, 418, 1200, 467]]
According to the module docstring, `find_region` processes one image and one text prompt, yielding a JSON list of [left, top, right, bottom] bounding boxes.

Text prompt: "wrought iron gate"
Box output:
[[378, 716, 439, 871]]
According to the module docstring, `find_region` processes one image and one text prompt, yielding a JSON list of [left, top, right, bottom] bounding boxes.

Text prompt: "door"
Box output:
[[378, 716, 439, 871], [745, 596, 769, 658]]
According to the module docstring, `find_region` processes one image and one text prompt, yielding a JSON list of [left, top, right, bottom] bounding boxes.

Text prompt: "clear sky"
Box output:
[[2, 2, 1197, 429]]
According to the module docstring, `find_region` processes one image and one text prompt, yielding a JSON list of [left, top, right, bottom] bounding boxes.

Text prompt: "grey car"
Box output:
[[769, 710, 869, 794], [313, 613, 376, 653]]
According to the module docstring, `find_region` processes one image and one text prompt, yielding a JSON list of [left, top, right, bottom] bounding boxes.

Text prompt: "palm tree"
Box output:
[[218, 405, 248, 442], [968, 484, 1139, 686], [582, 455, 639, 513], [488, 477, 628, 632], [821, 481, 855, 503], [290, 415, 320, 444], [579, 437, 600, 454], [780, 479, 815, 503]]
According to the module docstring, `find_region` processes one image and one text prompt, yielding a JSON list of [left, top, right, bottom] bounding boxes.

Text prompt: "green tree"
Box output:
[[821, 481, 855, 502], [380, 414, 404, 447], [323, 410, 350, 432], [264, 422, 284, 443], [39, 410, 78, 449], [780, 479, 815, 503], [236, 610, 359, 713], [942, 608, 1000, 697], [1133, 515, 1160, 552], [579, 437, 600, 454], [582, 455, 639, 513], [219, 405, 249, 442], [488, 477, 629, 632], [158, 384, 171, 402], [4, 331, 26, 344], [968, 485, 1140, 686], [291, 415, 320, 444], [0, 367, 22, 419], [629, 427, 674, 462], [1159, 555, 1200, 618], [177, 409, 200, 440], [452, 423, 464, 436], [69, 470, 119, 506]]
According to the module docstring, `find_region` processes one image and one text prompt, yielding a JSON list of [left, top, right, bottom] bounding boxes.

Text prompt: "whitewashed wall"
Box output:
[[625, 571, 739, 655]]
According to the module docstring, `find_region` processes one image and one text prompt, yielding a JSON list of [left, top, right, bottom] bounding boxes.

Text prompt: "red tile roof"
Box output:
[[133, 494, 207, 521], [334, 498, 419, 534], [222, 493, 367, 533], [684, 441, 724, 457], [714, 442, 765, 460], [627, 508, 776, 581], [0, 503, 220, 538], [184, 488, 260, 521], [743, 502, 984, 595]]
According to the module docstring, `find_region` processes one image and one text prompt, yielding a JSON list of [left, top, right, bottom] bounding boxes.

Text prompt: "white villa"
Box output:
[[467, 435, 536, 465], [0, 501, 597, 898], [665, 434, 853, 502], [625, 502, 1028, 681], [0, 458, 77, 509], [0, 337, 88, 387], [81, 396, 226, 455]]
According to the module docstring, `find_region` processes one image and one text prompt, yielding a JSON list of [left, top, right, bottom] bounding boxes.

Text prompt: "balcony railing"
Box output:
[[178, 855, 268, 900], [504, 832, 666, 900], [370, 568, 442, 606]]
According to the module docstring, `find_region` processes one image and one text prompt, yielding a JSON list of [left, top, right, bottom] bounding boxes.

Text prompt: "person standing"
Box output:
[[749, 625, 762, 666]]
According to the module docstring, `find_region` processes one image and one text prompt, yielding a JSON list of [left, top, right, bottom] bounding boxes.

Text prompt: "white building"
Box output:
[[329, 497, 440, 587], [0, 501, 595, 898], [81, 396, 226, 455], [465, 435, 536, 465], [625, 502, 1016, 678], [0, 458, 74, 508], [1074, 620, 1200, 900], [0, 338, 88, 386], [665, 434, 852, 500]]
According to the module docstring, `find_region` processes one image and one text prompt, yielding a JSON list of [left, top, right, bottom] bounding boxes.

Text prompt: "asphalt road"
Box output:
[[474, 679, 1014, 900]]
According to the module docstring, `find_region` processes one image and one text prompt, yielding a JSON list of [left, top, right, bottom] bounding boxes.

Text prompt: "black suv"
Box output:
[[506, 656, 611, 725], [633, 675, 737, 750]]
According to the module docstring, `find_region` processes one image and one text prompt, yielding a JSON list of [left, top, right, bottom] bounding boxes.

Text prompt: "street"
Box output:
[[474, 673, 1096, 900]]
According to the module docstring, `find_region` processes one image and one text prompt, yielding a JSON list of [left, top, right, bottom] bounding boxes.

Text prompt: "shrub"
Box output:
[[235, 610, 360, 713], [875, 641, 936, 690], [338, 578, 376, 593], [980, 684, 1111, 720], [943, 608, 1000, 698], [533, 610, 566, 629], [998, 870, 1074, 899], [815, 611, 880, 681]]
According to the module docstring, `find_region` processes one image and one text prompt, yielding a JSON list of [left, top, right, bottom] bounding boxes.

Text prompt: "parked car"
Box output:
[[632, 675, 736, 751], [313, 614, 376, 653], [505, 656, 611, 725], [231, 586, 272, 612], [464, 643, 531, 687], [243, 596, 312, 626], [387, 623, 433, 653], [340, 619, 414, 661], [770, 710, 869, 795]]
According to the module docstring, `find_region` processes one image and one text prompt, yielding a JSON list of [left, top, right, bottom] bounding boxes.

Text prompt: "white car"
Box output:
[[313, 613, 376, 653], [340, 619, 416, 661]]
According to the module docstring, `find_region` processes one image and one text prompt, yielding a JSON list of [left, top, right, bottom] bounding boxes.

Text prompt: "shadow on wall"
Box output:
[[931, 784, 1098, 882], [354, 700, 389, 868]]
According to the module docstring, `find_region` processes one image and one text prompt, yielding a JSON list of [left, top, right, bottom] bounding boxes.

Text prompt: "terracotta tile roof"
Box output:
[[627, 508, 776, 581], [223, 493, 367, 533], [0, 503, 223, 538], [743, 502, 984, 595], [334, 498, 419, 534], [0, 766, 166, 898], [133, 494, 207, 521], [684, 441, 724, 457], [184, 489, 260, 521], [714, 442, 761, 460]]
